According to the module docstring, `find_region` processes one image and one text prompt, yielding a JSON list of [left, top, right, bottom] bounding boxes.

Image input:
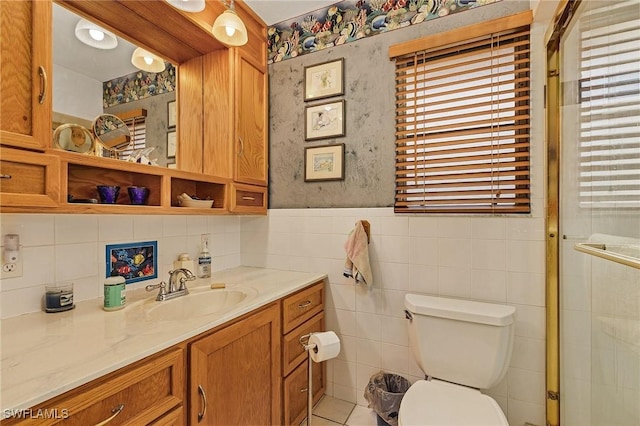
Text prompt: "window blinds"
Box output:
[[393, 25, 531, 214], [578, 0, 640, 209]]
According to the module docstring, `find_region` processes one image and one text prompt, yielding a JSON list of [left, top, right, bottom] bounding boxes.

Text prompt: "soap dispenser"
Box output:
[[198, 234, 211, 278]]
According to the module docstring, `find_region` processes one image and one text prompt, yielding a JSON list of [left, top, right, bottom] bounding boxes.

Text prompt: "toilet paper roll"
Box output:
[[309, 331, 341, 363]]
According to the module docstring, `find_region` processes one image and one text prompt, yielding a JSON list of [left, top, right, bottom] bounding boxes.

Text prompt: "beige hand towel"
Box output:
[[343, 220, 373, 286]]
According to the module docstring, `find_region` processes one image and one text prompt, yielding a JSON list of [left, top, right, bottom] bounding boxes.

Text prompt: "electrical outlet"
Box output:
[[1, 260, 22, 278], [1, 259, 22, 278]]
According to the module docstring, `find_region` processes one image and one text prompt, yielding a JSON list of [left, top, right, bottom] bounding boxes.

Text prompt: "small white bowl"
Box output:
[[178, 198, 213, 208]]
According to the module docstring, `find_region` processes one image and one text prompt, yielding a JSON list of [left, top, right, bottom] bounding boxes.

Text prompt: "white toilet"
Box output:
[[399, 294, 516, 426]]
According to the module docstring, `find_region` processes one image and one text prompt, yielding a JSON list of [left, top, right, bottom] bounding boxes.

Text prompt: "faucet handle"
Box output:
[[145, 281, 167, 299]]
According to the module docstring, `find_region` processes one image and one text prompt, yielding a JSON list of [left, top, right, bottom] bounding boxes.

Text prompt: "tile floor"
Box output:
[[306, 395, 379, 426]]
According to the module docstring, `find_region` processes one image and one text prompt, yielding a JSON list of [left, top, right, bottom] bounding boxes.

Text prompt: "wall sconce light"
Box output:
[[131, 47, 166, 73], [75, 19, 118, 50], [212, 0, 248, 47], [165, 0, 205, 12]]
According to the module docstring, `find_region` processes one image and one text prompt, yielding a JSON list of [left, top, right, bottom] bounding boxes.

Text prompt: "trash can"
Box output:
[[364, 371, 411, 426]]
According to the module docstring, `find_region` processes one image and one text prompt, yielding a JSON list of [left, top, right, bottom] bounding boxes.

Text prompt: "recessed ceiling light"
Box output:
[[75, 19, 118, 50]]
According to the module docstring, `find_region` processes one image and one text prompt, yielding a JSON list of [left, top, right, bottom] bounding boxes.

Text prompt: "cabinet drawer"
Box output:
[[12, 348, 185, 426], [0, 147, 59, 208], [283, 312, 324, 376], [283, 359, 324, 426], [282, 282, 324, 334], [230, 183, 266, 214]]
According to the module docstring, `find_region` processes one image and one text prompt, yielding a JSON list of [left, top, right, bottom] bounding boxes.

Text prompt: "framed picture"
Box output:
[[304, 58, 344, 101], [105, 241, 158, 284], [167, 130, 176, 158], [167, 100, 177, 128], [305, 100, 345, 141], [304, 143, 345, 182]]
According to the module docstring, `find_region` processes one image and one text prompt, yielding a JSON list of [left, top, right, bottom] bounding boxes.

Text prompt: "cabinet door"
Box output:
[[235, 51, 267, 187], [0, 0, 51, 151], [190, 303, 281, 425], [283, 359, 324, 426]]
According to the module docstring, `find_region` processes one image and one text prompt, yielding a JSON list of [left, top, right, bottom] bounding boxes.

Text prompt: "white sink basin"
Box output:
[[143, 288, 255, 320]]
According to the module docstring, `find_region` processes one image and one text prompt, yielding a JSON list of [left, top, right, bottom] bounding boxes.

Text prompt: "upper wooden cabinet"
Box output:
[[0, 0, 52, 151]]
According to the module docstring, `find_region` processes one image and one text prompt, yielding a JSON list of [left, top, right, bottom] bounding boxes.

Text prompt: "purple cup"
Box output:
[[96, 185, 120, 204], [127, 186, 149, 205]]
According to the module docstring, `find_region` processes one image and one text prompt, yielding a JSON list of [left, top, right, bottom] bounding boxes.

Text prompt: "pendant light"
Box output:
[[165, 0, 205, 12], [131, 48, 166, 73], [75, 19, 118, 50], [212, 0, 248, 47]]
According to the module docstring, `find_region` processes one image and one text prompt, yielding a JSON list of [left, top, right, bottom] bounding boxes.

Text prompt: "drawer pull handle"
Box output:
[[0, 174, 11, 179], [298, 300, 312, 309], [238, 137, 244, 156], [94, 403, 124, 426], [242, 196, 255, 201], [38, 66, 47, 104], [198, 384, 208, 422], [300, 388, 308, 393]]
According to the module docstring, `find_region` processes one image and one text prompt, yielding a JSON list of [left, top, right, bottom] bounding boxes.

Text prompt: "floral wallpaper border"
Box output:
[[103, 63, 176, 107], [268, 0, 501, 64]]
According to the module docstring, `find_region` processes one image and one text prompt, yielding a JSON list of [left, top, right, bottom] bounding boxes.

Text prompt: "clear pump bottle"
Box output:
[[198, 234, 211, 278]]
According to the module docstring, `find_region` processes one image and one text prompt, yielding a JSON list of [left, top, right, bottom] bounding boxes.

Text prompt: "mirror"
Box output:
[[52, 2, 178, 167], [92, 114, 131, 157], [53, 124, 94, 154]]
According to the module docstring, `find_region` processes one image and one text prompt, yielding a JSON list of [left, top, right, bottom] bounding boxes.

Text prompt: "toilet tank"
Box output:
[[405, 294, 516, 390]]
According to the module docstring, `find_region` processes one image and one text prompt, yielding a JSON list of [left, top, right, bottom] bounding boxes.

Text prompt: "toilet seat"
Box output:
[[398, 379, 508, 426]]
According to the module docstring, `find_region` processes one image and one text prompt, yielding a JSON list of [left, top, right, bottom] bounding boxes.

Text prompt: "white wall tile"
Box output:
[[55, 215, 98, 244], [409, 237, 438, 266], [409, 265, 438, 295], [133, 215, 164, 240], [437, 217, 472, 239], [508, 272, 545, 306], [506, 240, 545, 273], [438, 238, 471, 267], [55, 242, 99, 282], [162, 215, 187, 237], [356, 338, 382, 368], [507, 368, 546, 405], [438, 267, 471, 298], [1, 245, 55, 292], [0, 214, 55, 246], [471, 269, 507, 303], [98, 215, 134, 242], [472, 217, 506, 240], [472, 239, 506, 271], [510, 336, 545, 373]]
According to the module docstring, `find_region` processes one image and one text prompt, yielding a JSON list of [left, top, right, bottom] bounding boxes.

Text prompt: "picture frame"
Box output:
[[105, 241, 158, 284], [167, 130, 176, 158], [304, 58, 344, 101], [305, 100, 345, 141], [304, 143, 345, 182], [167, 100, 177, 128]]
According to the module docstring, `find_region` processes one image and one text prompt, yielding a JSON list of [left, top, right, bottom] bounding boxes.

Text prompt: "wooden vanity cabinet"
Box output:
[[0, 147, 60, 208], [0, 0, 52, 151], [2, 347, 186, 426], [281, 281, 326, 425], [189, 303, 281, 425]]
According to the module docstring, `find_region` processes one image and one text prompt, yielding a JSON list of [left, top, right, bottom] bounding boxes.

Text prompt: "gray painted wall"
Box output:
[[268, 0, 530, 209]]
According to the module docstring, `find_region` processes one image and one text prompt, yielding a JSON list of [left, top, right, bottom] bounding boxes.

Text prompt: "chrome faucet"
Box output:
[[145, 268, 196, 301]]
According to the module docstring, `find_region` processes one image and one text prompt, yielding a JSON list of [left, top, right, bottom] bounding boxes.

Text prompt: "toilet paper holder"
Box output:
[[300, 333, 317, 426]]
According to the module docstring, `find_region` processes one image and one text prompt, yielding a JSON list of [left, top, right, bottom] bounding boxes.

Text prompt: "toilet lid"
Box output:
[[398, 380, 508, 426]]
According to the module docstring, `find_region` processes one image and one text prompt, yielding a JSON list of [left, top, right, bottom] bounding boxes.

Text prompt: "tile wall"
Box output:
[[241, 207, 547, 426], [0, 214, 242, 318]]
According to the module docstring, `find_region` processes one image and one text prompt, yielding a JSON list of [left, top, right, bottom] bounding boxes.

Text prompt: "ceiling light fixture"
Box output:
[[212, 0, 248, 47], [131, 47, 166, 73], [165, 0, 205, 12], [75, 19, 118, 49]]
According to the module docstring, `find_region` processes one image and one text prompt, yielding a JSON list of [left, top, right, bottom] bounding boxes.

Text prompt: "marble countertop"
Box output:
[[1, 266, 327, 414]]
